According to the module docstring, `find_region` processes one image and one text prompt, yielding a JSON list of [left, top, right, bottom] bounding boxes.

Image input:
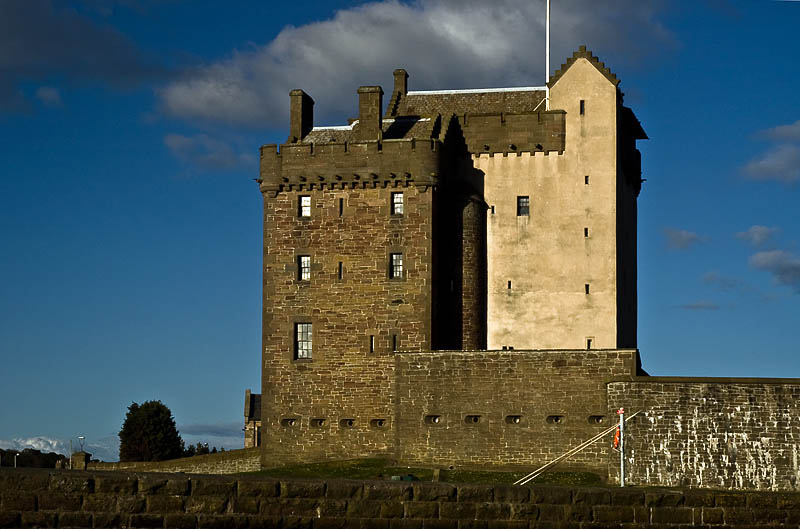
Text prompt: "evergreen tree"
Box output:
[[118, 400, 184, 462]]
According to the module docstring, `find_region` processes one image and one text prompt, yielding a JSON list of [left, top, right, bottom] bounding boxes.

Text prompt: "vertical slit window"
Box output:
[[339, 198, 344, 217], [585, 175, 590, 185], [391, 192, 404, 215], [585, 283, 590, 294], [337, 261, 343, 280], [392, 334, 398, 352], [295, 323, 312, 359], [299, 195, 311, 217], [369, 335, 375, 354], [580, 100, 585, 115], [298, 255, 311, 281], [390, 253, 403, 279], [586, 338, 593, 350], [584, 227, 589, 238], [516, 196, 530, 216]]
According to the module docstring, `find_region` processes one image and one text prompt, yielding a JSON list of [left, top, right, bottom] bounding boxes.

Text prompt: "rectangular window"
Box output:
[[369, 335, 375, 354], [295, 323, 312, 359], [337, 261, 343, 280], [585, 283, 590, 294], [516, 196, 530, 216], [585, 175, 590, 185], [580, 99, 585, 115], [338, 198, 344, 217], [298, 255, 311, 281], [390, 253, 403, 279], [299, 195, 311, 217], [392, 334, 398, 352], [584, 227, 589, 238], [391, 192, 404, 215], [586, 338, 593, 350]]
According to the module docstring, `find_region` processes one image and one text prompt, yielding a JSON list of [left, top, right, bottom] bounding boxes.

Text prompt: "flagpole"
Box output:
[[545, 0, 550, 110]]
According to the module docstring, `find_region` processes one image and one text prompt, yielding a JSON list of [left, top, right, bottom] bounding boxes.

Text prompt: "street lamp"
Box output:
[[15, 453, 20, 468], [78, 436, 85, 451]]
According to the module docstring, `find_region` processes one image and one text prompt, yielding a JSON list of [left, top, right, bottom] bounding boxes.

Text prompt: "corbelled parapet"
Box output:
[[460, 110, 566, 155], [259, 138, 442, 194], [354, 86, 384, 141], [288, 89, 314, 143]]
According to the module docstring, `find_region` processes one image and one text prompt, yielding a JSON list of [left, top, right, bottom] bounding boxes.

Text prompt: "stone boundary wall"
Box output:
[[87, 448, 260, 475], [2, 468, 800, 528], [608, 377, 800, 491]]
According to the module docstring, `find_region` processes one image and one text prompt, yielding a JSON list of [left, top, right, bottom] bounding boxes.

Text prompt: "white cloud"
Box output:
[[0, 435, 120, 462], [663, 227, 707, 250], [164, 133, 256, 171], [743, 143, 800, 183], [736, 225, 779, 247], [749, 250, 800, 293], [758, 119, 800, 142], [35, 85, 62, 107], [159, 0, 673, 128]]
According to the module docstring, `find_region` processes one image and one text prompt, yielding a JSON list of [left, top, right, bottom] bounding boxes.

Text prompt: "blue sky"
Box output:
[[0, 0, 798, 461]]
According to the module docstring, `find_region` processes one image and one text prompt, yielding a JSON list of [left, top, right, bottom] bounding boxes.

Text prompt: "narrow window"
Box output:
[[579, 99, 585, 115], [392, 334, 398, 352], [585, 175, 589, 185], [390, 253, 403, 279], [491, 205, 496, 215], [369, 335, 375, 354], [584, 227, 589, 238], [507, 280, 512, 289], [294, 323, 312, 359], [299, 195, 311, 217], [337, 261, 343, 280], [585, 283, 590, 294], [297, 255, 311, 281], [391, 192, 404, 215], [516, 196, 530, 216], [586, 338, 593, 350], [338, 198, 344, 217]]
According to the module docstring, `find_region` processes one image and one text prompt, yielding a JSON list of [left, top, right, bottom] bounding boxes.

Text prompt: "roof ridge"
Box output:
[[548, 45, 620, 88]]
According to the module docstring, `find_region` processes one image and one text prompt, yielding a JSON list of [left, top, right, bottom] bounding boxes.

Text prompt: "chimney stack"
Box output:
[[355, 86, 383, 141], [289, 89, 314, 143], [393, 69, 408, 96]]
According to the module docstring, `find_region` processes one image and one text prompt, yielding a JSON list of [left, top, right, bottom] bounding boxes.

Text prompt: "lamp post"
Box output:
[[15, 453, 20, 468]]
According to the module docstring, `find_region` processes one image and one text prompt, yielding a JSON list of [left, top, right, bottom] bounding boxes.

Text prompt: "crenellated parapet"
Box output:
[[459, 110, 565, 155], [258, 138, 442, 194]]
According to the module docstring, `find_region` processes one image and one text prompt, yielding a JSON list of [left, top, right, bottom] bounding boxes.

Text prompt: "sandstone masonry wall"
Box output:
[[395, 349, 638, 473], [3, 468, 800, 528], [88, 449, 260, 475], [608, 378, 800, 491]]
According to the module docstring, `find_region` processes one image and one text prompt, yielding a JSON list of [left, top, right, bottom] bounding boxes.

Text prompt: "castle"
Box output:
[[254, 47, 800, 491]]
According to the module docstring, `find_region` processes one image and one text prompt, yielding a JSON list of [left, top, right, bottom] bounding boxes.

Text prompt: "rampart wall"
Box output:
[[87, 449, 260, 475], [608, 378, 800, 491], [3, 468, 800, 528]]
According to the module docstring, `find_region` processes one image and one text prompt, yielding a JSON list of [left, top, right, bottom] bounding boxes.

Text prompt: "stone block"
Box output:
[[139, 476, 190, 496], [380, 501, 405, 518], [346, 500, 382, 518], [0, 493, 36, 511], [752, 509, 787, 525], [247, 515, 283, 529], [313, 518, 348, 529], [535, 505, 565, 522], [197, 514, 248, 529], [0, 472, 49, 493], [420, 520, 457, 529], [412, 483, 455, 502], [683, 490, 715, 507], [81, 493, 116, 512], [747, 492, 778, 509], [644, 491, 683, 507], [564, 505, 591, 522], [37, 492, 82, 511], [325, 481, 363, 499], [456, 523, 487, 529], [91, 513, 124, 528], [229, 497, 259, 514], [163, 513, 198, 529], [57, 511, 93, 527], [282, 517, 314, 529], [593, 506, 634, 523], [365, 483, 412, 501], [456, 485, 493, 503], [49, 474, 94, 494], [282, 480, 327, 499], [359, 519, 389, 529], [509, 502, 538, 520], [700, 507, 723, 525], [20, 511, 57, 528], [439, 502, 477, 519], [237, 479, 279, 498], [723, 508, 754, 524], [147, 495, 185, 513], [388, 520, 423, 529], [650, 507, 693, 524], [129, 514, 164, 528], [117, 496, 147, 514], [94, 474, 136, 495], [714, 493, 745, 508], [475, 502, 511, 520], [487, 522, 527, 529], [404, 501, 438, 519], [777, 492, 800, 510], [530, 487, 571, 505], [609, 489, 644, 506], [185, 496, 228, 515], [573, 488, 610, 506], [492, 486, 529, 504], [190, 478, 235, 497], [0, 512, 20, 529], [317, 499, 347, 517]]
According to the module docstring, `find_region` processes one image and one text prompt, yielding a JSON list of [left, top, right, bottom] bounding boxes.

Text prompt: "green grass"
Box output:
[[246, 458, 603, 486]]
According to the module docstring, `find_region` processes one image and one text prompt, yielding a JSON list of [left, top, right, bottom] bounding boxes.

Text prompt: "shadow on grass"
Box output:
[[244, 458, 603, 486]]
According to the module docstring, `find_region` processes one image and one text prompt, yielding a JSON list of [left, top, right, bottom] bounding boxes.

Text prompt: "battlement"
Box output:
[[460, 110, 565, 154], [259, 138, 442, 194]]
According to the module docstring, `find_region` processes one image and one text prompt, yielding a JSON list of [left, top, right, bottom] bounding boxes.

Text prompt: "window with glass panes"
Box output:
[[298, 255, 310, 280], [299, 195, 311, 217], [390, 253, 403, 279], [391, 192, 404, 215], [295, 323, 312, 359]]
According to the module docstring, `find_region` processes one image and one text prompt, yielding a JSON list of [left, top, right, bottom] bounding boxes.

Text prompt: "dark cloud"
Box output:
[[663, 227, 707, 250], [0, 0, 165, 112], [159, 0, 674, 128], [735, 225, 780, 248], [677, 301, 720, 311], [749, 250, 800, 293], [35, 86, 62, 107], [164, 133, 256, 171]]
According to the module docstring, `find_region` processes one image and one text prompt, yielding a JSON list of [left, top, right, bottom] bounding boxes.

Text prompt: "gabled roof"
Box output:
[[548, 45, 620, 88], [301, 116, 441, 143], [394, 88, 546, 118]]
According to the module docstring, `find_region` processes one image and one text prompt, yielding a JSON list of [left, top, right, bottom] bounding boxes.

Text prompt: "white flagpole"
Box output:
[[545, 0, 550, 110]]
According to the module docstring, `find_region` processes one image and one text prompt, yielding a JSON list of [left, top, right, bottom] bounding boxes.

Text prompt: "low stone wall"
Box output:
[[87, 448, 260, 475], [3, 468, 800, 528]]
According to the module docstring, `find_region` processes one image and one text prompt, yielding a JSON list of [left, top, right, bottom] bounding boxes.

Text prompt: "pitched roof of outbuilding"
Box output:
[[394, 87, 546, 118]]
